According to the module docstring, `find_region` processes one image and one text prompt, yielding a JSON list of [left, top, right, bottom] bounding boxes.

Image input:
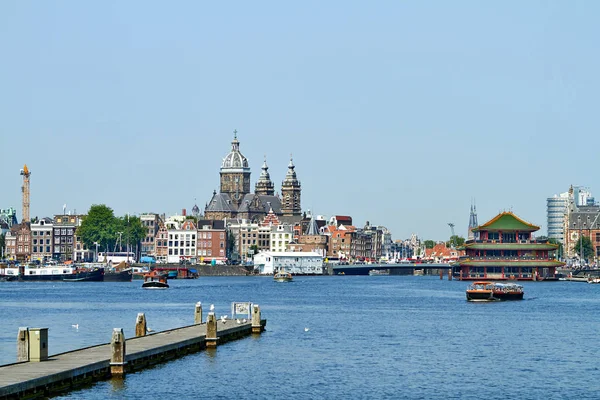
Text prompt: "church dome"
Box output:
[[222, 131, 249, 169]]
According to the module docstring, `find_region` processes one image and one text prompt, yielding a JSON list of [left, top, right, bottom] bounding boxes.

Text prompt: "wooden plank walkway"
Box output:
[[0, 319, 265, 399]]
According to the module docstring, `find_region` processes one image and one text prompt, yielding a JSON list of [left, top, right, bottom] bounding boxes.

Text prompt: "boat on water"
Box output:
[[142, 271, 169, 289], [466, 281, 524, 302], [273, 271, 293, 282], [101, 262, 133, 282], [587, 277, 600, 284], [369, 269, 390, 276], [0, 264, 104, 282]]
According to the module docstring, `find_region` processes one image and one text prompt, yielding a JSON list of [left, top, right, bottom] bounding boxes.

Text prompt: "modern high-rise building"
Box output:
[[547, 192, 569, 243]]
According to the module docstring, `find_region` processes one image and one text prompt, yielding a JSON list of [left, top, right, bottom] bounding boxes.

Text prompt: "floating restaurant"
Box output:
[[456, 211, 564, 281]]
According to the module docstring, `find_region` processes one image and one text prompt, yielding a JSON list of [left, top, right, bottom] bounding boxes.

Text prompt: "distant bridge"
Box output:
[[330, 263, 453, 276]]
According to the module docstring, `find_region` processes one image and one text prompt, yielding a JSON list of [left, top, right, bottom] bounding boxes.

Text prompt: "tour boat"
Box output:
[[273, 271, 293, 282], [368, 269, 390, 276], [142, 271, 169, 289], [466, 281, 524, 302]]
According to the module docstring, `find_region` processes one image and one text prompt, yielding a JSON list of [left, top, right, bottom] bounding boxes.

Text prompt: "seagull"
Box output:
[[220, 315, 227, 323], [304, 327, 310, 332], [147, 327, 154, 333], [236, 318, 241, 324], [71, 324, 79, 330], [210, 304, 215, 312], [242, 318, 247, 323]]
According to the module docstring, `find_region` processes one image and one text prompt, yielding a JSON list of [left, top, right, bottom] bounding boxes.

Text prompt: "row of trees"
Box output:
[[422, 235, 466, 249], [77, 205, 147, 253]]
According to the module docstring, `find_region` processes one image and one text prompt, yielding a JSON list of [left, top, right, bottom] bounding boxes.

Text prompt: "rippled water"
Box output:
[[1, 276, 599, 399]]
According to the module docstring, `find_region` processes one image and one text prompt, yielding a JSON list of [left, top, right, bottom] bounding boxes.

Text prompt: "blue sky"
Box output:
[[1, 1, 599, 240]]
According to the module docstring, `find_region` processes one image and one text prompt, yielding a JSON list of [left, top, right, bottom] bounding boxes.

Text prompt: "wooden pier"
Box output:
[[0, 304, 266, 399]]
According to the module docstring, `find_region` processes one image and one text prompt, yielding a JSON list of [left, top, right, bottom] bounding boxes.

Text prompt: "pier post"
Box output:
[[252, 304, 263, 334], [135, 313, 147, 337], [205, 313, 219, 348], [110, 328, 127, 376], [439, 269, 443, 280], [17, 327, 29, 362], [448, 269, 452, 281], [194, 302, 203, 324]]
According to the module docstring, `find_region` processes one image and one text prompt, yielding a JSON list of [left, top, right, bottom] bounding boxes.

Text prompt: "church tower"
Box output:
[[281, 157, 302, 217], [254, 157, 275, 196], [220, 130, 251, 209], [468, 201, 479, 240]]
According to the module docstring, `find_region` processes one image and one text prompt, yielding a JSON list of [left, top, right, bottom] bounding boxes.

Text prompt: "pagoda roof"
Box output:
[[463, 242, 558, 251], [472, 212, 539, 232], [458, 260, 564, 267]]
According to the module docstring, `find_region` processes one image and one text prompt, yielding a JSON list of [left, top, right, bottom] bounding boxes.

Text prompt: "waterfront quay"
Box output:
[[0, 303, 266, 399], [330, 262, 452, 276]]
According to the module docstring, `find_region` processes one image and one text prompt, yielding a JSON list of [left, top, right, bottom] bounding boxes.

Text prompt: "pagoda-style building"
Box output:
[[456, 211, 564, 281]]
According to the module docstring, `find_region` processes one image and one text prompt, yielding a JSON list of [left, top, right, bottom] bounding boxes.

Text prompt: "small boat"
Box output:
[[587, 277, 600, 284], [273, 271, 293, 282], [142, 271, 169, 289], [466, 281, 524, 302], [368, 269, 389, 276]]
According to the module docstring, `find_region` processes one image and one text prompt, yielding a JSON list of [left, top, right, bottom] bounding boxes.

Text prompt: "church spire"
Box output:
[[255, 155, 275, 196], [281, 155, 301, 217]]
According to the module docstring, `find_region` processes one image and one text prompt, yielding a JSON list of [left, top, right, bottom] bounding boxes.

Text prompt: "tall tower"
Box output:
[[468, 201, 478, 240], [219, 130, 251, 208], [20, 164, 31, 223], [255, 156, 275, 196], [281, 157, 302, 217]]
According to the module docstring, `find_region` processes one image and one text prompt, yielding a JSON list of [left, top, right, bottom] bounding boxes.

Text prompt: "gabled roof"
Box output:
[[205, 192, 235, 213], [473, 211, 539, 232]]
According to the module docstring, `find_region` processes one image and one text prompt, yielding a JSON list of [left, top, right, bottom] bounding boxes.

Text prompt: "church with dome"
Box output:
[[204, 131, 303, 223]]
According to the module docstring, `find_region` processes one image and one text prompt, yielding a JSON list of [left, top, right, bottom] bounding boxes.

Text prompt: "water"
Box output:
[[1, 276, 600, 399]]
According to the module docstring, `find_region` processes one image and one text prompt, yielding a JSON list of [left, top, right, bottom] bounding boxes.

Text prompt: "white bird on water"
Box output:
[[304, 327, 310, 332], [72, 324, 79, 330]]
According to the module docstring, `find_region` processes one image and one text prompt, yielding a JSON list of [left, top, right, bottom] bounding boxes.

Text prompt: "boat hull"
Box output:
[[466, 291, 524, 302], [142, 282, 169, 289], [104, 269, 133, 282], [62, 268, 105, 282]]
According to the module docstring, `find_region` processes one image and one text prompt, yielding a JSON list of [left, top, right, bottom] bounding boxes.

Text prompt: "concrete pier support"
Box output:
[[205, 313, 219, 348], [194, 302, 203, 324], [17, 327, 29, 362], [110, 328, 127, 376], [439, 269, 443, 280], [135, 313, 147, 337], [252, 304, 263, 334], [448, 269, 453, 281]]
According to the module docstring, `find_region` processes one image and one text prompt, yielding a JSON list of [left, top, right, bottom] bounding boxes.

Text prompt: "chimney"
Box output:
[[182, 208, 187, 216]]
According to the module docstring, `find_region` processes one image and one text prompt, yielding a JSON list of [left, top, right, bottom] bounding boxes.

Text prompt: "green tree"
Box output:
[[574, 235, 594, 261], [446, 235, 466, 248], [116, 215, 147, 251], [548, 238, 564, 260], [77, 204, 119, 252], [226, 231, 236, 260], [424, 240, 435, 249]]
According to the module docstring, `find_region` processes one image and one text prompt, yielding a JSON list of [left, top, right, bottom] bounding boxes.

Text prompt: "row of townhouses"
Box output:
[[2, 209, 393, 264]]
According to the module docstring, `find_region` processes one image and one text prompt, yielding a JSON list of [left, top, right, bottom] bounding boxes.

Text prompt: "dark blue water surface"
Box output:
[[1, 276, 600, 399]]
